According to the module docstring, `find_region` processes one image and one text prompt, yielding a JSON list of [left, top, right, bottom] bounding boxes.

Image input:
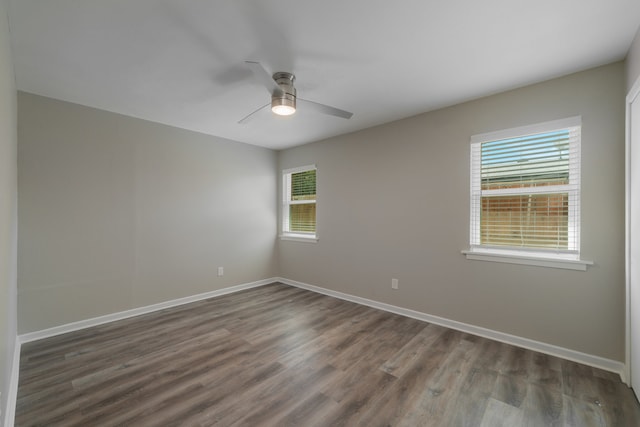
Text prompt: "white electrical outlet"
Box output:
[[391, 278, 398, 289], [218, 267, 224, 277]]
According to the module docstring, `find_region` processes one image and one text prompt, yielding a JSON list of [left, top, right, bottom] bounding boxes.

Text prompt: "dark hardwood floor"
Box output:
[[15, 282, 640, 426]]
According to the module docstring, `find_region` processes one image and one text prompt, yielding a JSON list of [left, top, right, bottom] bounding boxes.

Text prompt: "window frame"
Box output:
[[463, 117, 592, 270], [280, 164, 318, 242]]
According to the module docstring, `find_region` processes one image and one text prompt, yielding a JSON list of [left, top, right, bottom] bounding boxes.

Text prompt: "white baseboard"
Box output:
[[19, 278, 277, 344], [3, 335, 20, 427], [277, 277, 626, 381]]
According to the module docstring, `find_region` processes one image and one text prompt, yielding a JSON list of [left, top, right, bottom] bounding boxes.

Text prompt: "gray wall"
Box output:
[[279, 62, 626, 362], [17, 93, 278, 333], [627, 25, 640, 91], [0, 0, 18, 419]]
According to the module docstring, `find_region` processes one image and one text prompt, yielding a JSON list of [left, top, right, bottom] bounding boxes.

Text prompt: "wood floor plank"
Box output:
[[380, 322, 447, 378], [14, 282, 640, 426], [479, 397, 524, 427], [275, 306, 388, 369], [493, 373, 528, 408], [395, 338, 479, 426], [230, 365, 351, 427], [356, 349, 448, 427], [262, 392, 339, 427], [318, 369, 398, 427], [562, 394, 606, 427], [450, 367, 499, 426], [328, 313, 427, 372], [528, 352, 563, 391], [354, 332, 465, 426], [521, 382, 565, 426], [76, 337, 257, 424]]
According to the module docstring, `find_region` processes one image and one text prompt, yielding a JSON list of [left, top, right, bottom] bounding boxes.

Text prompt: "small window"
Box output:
[[282, 165, 317, 241], [468, 117, 583, 263]]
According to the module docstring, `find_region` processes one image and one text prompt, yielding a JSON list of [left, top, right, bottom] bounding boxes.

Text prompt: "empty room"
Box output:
[[3, 0, 640, 426]]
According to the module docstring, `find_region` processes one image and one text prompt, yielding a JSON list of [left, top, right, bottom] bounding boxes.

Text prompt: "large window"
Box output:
[[282, 165, 317, 241], [467, 117, 588, 268]]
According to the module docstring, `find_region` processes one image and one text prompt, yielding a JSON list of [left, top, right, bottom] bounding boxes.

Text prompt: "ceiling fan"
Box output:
[[238, 61, 353, 124]]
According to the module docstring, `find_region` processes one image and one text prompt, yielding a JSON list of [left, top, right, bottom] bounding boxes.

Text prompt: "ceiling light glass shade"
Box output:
[[272, 104, 296, 116], [272, 96, 296, 116]]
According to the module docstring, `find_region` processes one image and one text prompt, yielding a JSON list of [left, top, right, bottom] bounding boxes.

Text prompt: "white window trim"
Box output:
[[280, 164, 318, 243], [280, 233, 319, 243], [464, 116, 593, 270], [461, 249, 593, 271]]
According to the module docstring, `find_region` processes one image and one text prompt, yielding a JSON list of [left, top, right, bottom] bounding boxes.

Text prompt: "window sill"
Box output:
[[461, 249, 593, 271], [280, 234, 318, 243]]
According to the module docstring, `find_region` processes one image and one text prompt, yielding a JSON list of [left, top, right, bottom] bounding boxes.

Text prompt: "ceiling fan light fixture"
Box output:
[[271, 71, 297, 116], [271, 97, 296, 116], [239, 62, 352, 124]]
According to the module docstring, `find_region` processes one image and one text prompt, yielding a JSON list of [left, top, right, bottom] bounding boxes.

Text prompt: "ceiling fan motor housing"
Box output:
[[272, 72, 296, 114]]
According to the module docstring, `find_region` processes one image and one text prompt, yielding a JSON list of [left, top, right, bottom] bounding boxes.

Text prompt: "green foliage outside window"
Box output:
[[291, 170, 316, 201]]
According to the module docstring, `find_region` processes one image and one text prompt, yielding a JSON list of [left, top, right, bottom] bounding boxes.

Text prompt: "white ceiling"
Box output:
[[7, 0, 640, 150]]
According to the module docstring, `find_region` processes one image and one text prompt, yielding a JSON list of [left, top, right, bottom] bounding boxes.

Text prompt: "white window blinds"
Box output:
[[283, 165, 316, 236], [470, 117, 581, 257]]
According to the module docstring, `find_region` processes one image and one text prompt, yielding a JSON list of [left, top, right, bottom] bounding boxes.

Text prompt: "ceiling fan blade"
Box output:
[[245, 61, 283, 96], [298, 98, 353, 120], [238, 102, 270, 124]]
